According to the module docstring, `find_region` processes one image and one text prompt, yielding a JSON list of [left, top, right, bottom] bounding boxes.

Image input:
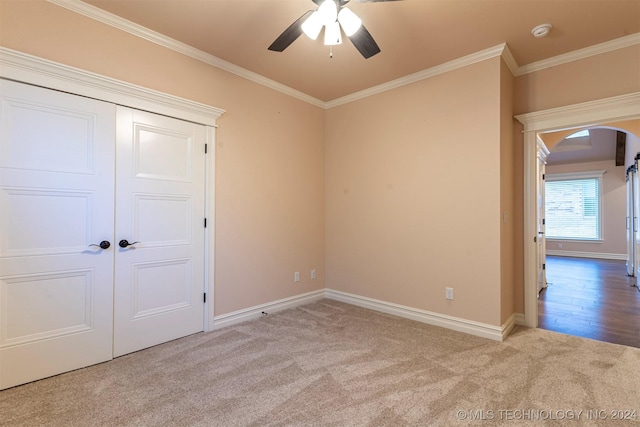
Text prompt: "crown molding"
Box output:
[[0, 47, 225, 126], [326, 44, 509, 108], [48, 0, 509, 110], [515, 33, 640, 76], [515, 92, 640, 132], [47, 0, 326, 109], [45, 0, 640, 110], [500, 44, 520, 76]]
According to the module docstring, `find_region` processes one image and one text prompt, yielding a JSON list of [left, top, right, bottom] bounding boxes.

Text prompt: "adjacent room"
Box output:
[[538, 128, 640, 347], [1, 0, 639, 424]]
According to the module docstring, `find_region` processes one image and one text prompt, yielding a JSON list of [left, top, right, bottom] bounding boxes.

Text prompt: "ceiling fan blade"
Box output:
[[348, 24, 381, 59], [268, 10, 314, 52]]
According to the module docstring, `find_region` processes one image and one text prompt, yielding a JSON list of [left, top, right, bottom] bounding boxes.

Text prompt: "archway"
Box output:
[[516, 93, 640, 328]]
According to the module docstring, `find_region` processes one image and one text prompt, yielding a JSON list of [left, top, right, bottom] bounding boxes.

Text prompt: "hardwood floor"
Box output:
[[539, 256, 640, 348]]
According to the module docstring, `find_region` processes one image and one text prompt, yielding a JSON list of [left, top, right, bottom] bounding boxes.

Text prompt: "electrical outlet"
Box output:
[[294, 272, 300, 282], [445, 287, 454, 300], [311, 269, 316, 280]]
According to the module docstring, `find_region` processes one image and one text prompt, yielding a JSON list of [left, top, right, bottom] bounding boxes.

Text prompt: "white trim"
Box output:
[[325, 289, 505, 341], [212, 288, 520, 340], [0, 47, 224, 126], [204, 126, 216, 332], [46, 0, 326, 109], [516, 33, 640, 76], [546, 250, 627, 261], [546, 238, 604, 244], [514, 313, 526, 326], [501, 313, 517, 341], [326, 44, 508, 108], [516, 93, 640, 328], [47, 0, 512, 110], [43, 1, 640, 109], [537, 136, 550, 160], [515, 93, 640, 133], [545, 170, 606, 181], [211, 290, 325, 330], [500, 44, 520, 76]]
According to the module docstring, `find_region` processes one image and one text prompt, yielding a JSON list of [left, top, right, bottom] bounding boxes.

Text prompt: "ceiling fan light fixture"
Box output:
[[268, 0, 382, 59], [324, 20, 342, 46], [338, 7, 362, 37], [301, 11, 323, 40], [318, 0, 338, 26]]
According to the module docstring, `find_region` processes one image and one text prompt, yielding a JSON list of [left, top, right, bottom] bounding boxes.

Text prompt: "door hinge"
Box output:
[[542, 174, 546, 180], [542, 218, 546, 225], [534, 236, 537, 243], [205, 143, 208, 154], [543, 263, 546, 270], [203, 293, 207, 303], [204, 218, 207, 228]]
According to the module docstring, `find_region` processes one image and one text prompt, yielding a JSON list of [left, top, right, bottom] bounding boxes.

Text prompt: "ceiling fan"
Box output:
[[268, 0, 400, 59]]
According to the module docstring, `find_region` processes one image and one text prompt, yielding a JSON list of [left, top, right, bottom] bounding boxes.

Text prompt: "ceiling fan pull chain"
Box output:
[[330, 45, 333, 59]]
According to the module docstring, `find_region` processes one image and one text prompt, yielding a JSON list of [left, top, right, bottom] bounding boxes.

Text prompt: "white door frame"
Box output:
[[535, 137, 549, 294], [0, 47, 225, 332], [516, 92, 640, 328]]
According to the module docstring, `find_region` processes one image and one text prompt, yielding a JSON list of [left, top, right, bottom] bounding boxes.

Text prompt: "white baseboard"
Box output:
[[501, 313, 517, 340], [325, 289, 505, 342], [212, 288, 521, 342], [546, 250, 627, 261], [212, 289, 325, 330]]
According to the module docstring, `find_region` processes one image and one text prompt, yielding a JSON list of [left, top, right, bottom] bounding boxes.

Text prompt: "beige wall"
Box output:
[[325, 58, 503, 326], [545, 160, 627, 257], [500, 59, 516, 324], [514, 46, 640, 115], [2, 0, 639, 329], [0, 0, 326, 315]]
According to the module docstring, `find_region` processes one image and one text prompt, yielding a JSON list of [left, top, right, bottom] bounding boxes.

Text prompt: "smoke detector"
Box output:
[[531, 23, 552, 38]]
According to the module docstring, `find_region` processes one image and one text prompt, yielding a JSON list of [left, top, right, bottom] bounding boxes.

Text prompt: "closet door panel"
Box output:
[[0, 80, 115, 390], [113, 107, 205, 357]]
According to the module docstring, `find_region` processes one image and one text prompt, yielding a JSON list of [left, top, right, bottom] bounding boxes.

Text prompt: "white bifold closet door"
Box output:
[[0, 80, 205, 390], [113, 107, 205, 357]]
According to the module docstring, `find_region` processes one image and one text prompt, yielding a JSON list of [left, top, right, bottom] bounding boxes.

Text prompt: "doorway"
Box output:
[[516, 93, 640, 329], [536, 127, 639, 345]]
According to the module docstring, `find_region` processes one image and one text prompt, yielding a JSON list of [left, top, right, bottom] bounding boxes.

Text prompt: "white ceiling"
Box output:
[[79, 0, 640, 103]]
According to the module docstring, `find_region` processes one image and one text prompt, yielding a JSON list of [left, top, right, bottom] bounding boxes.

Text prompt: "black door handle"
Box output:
[[90, 241, 111, 250], [119, 239, 141, 248]]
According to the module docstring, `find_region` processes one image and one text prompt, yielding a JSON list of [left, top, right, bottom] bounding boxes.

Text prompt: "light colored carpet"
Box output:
[[1, 299, 639, 426]]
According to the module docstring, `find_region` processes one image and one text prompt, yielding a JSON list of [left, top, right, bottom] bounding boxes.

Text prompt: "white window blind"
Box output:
[[545, 171, 604, 240]]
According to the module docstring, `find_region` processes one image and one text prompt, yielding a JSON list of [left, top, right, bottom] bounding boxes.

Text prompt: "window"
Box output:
[[544, 171, 605, 241], [565, 129, 590, 139]]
